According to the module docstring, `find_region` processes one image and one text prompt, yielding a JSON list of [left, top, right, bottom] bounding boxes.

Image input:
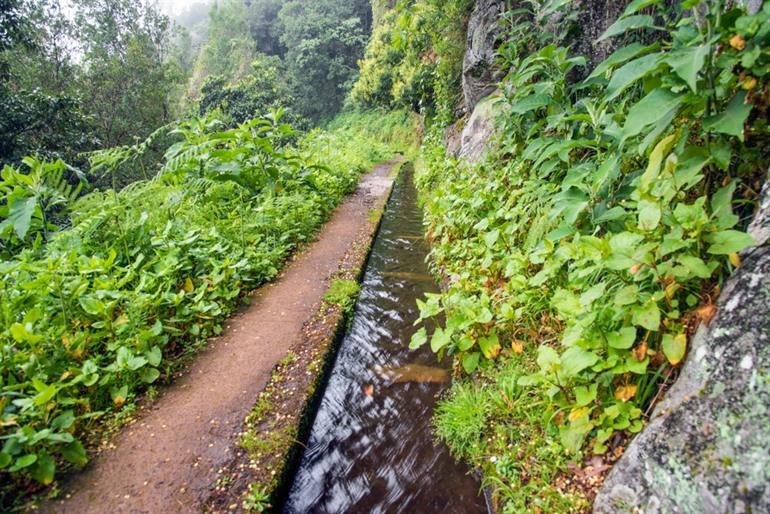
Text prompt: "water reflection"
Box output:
[[283, 166, 485, 514]]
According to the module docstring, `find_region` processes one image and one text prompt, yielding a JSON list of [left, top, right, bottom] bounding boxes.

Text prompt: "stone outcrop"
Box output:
[[594, 176, 770, 513], [462, 0, 506, 114], [450, 91, 501, 163]]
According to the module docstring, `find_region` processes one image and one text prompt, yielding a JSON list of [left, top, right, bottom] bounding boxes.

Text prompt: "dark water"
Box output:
[[283, 166, 486, 514]]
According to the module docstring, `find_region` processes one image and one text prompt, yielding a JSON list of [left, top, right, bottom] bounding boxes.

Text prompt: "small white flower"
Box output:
[[490, 456, 498, 463]]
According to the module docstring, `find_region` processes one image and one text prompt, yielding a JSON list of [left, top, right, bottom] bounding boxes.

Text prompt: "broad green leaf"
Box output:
[[638, 199, 661, 231], [662, 333, 687, 365], [561, 347, 600, 376], [706, 230, 755, 254], [551, 289, 582, 317], [484, 229, 500, 248], [478, 333, 501, 359], [622, 0, 662, 16], [665, 44, 710, 91], [8, 196, 37, 240], [632, 302, 660, 331], [606, 52, 662, 100], [575, 384, 597, 406], [145, 346, 162, 367], [430, 327, 452, 353], [536, 345, 560, 371], [0, 452, 11, 469], [679, 255, 713, 278], [462, 352, 481, 373], [8, 454, 37, 472], [623, 89, 684, 139], [711, 182, 739, 229], [614, 285, 639, 306], [703, 92, 753, 142], [588, 42, 653, 80], [140, 367, 161, 384], [30, 453, 56, 485], [509, 94, 550, 114], [409, 327, 427, 349], [598, 15, 658, 42], [79, 296, 105, 316], [607, 327, 637, 349], [61, 440, 88, 467], [51, 411, 75, 430]]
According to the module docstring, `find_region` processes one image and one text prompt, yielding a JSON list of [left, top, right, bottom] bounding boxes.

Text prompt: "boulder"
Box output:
[[462, 0, 506, 113], [594, 174, 770, 513]]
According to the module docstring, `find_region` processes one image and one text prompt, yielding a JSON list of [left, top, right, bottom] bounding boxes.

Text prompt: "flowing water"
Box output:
[[283, 166, 486, 514]]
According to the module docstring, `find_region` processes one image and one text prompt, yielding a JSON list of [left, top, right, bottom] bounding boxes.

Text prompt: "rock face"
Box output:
[[594, 179, 770, 513], [569, 0, 628, 69], [451, 91, 501, 163], [462, 0, 506, 113]]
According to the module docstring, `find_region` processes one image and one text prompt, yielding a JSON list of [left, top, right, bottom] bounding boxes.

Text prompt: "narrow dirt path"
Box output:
[[42, 161, 399, 514]]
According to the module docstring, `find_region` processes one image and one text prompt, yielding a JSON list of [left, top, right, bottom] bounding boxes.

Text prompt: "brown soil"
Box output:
[[40, 161, 400, 514]]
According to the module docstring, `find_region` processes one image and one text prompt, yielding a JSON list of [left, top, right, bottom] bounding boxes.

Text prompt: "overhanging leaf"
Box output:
[[598, 15, 658, 42], [665, 44, 710, 91], [703, 92, 753, 142], [8, 196, 37, 240], [622, 89, 684, 139]]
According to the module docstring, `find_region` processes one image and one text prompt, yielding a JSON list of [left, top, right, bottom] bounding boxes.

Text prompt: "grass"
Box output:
[[434, 353, 591, 513], [323, 279, 361, 313]]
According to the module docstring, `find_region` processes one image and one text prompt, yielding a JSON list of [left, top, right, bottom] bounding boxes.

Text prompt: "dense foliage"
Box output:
[[0, 0, 184, 173], [351, 0, 473, 123], [187, 0, 373, 124], [404, 0, 770, 510], [0, 109, 413, 495]]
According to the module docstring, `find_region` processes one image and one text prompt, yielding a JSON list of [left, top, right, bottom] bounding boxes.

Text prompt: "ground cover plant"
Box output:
[[0, 107, 414, 502], [402, 0, 770, 510]]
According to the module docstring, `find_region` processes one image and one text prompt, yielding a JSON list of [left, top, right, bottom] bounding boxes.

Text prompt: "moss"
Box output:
[[323, 279, 360, 313]]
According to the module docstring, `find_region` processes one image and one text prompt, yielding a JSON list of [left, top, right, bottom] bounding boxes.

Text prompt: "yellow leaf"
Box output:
[[511, 342, 524, 354], [741, 76, 757, 90], [614, 384, 638, 401], [183, 277, 194, 293], [113, 395, 126, 407], [730, 34, 746, 50], [662, 333, 687, 365], [568, 406, 591, 422], [729, 252, 741, 267]]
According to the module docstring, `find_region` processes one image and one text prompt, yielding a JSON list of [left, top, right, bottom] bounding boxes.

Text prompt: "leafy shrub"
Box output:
[[413, 0, 769, 502], [351, 0, 473, 124], [0, 108, 410, 491]]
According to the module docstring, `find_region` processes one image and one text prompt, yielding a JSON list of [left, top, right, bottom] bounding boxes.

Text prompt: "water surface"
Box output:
[[283, 166, 486, 514]]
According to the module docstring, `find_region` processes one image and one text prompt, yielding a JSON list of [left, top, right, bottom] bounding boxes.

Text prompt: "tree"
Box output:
[[0, 1, 97, 166], [278, 0, 372, 123], [75, 0, 181, 148], [245, 0, 285, 57], [199, 55, 305, 128]]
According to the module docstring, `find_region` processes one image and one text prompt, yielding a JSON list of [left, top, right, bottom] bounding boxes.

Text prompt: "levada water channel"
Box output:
[[282, 165, 487, 513]]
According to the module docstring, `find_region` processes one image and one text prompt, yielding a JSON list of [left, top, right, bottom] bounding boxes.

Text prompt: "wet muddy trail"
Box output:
[[283, 166, 486, 514]]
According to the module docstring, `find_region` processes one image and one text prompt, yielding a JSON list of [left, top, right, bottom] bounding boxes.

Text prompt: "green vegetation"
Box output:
[[324, 279, 362, 313], [0, 106, 410, 496], [353, 0, 770, 510], [352, 0, 473, 123]]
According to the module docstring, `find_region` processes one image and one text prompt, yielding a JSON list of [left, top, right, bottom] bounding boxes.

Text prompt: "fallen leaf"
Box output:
[[695, 304, 717, 326], [730, 34, 746, 50], [511, 342, 524, 354], [631, 342, 648, 362], [363, 384, 374, 397], [614, 384, 637, 401]]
